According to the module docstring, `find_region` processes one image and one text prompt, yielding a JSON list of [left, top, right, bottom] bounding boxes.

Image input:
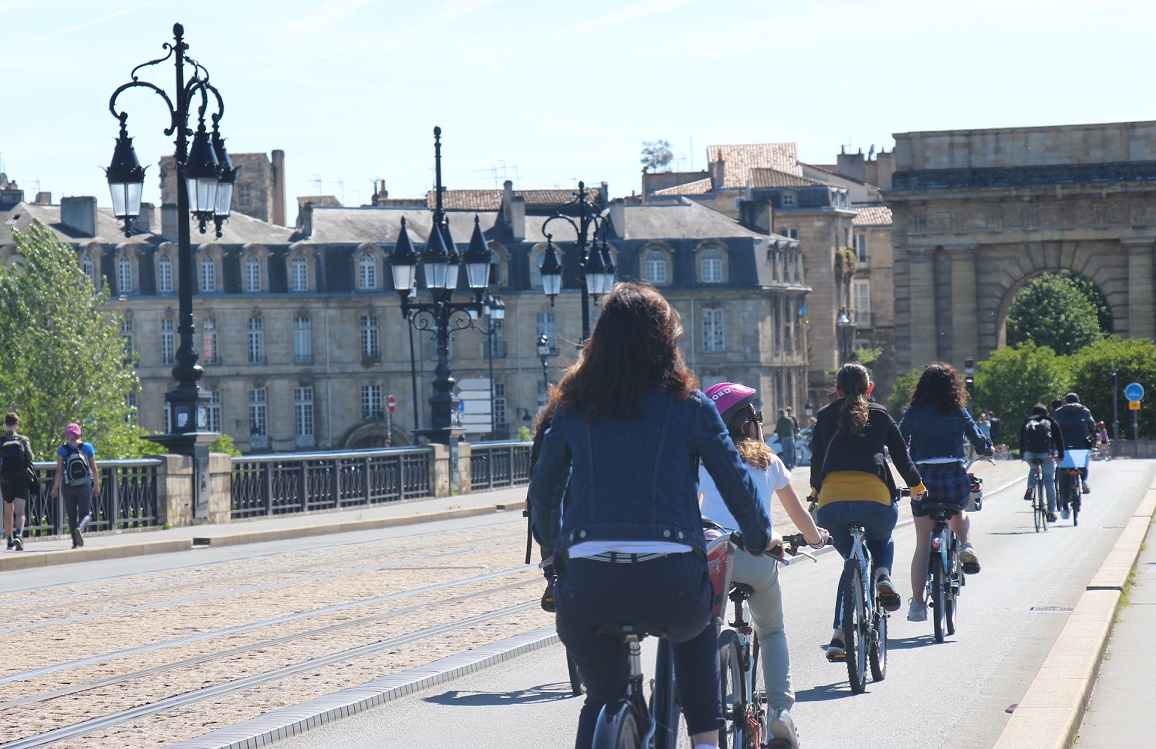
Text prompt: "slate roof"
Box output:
[[427, 187, 602, 212], [748, 168, 829, 189], [612, 198, 771, 242], [708, 143, 801, 188], [652, 178, 713, 197], [297, 195, 342, 209], [303, 207, 503, 245], [852, 204, 893, 226]]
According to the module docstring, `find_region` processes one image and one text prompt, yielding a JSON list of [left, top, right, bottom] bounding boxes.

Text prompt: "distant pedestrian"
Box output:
[[1, 413, 34, 552], [987, 412, 1002, 446], [775, 408, 797, 469], [786, 406, 800, 432], [50, 423, 100, 549]]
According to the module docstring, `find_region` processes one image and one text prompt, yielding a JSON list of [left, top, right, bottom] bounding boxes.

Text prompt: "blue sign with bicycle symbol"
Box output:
[[1125, 383, 1144, 402]]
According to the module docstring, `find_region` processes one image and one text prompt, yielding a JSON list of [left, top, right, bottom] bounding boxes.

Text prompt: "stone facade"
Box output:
[[886, 121, 1156, 376], [160, 150, 287, 226]]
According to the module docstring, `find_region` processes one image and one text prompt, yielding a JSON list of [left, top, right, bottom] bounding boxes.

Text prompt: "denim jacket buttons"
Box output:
[[663, 529, 672, 538]]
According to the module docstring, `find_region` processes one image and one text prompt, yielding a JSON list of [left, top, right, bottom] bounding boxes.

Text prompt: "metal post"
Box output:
[[408, 323, 420, 432], [1133, 409, 1139, 459], [487, 320, 496, 439], [1112, 371, 1119, 444], [577, 181, 592, 344]]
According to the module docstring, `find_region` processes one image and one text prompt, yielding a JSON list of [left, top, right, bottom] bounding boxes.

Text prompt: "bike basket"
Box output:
[[705, 531, 735, 621]]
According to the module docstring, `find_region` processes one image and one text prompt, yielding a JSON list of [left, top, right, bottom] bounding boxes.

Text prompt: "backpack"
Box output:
[[1023, 417, 1052, 454], [63, 442, 93, 486], [0, 436, 27, 481]]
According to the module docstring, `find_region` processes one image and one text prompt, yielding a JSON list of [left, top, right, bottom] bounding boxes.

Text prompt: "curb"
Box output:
[[992, 481, 1156, 749], [170, 625, 560, 749], [0, 503, 511, 573]]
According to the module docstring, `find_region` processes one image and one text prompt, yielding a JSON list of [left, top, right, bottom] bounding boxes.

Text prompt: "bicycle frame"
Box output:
[[840, 524, 886, 693], [590, 630, 680, 749]]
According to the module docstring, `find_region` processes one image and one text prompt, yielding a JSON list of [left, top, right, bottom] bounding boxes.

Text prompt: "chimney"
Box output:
[[34, 192, 52, 205], [60, 196, 97, 237], [161, 203, 179, 239], [271, 149, 286, 225], [509, 196, 525, 242], [137, 203, 154, 233], [607, 198, 626, 240], [299, 202, 314, 238]]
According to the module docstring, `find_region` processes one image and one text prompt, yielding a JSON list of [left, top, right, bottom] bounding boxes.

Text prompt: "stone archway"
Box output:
[[341, 421, 411, 449]]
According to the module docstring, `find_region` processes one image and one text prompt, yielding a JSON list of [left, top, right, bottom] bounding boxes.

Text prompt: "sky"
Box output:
[[2, 0, 1154, 212]]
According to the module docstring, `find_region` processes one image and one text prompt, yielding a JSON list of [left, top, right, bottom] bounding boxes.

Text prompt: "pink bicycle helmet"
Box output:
[[704, 382, 757, 425]]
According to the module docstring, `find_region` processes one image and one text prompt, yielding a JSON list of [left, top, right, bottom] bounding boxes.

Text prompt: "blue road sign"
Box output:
[[1125, 383, 1144, 402]]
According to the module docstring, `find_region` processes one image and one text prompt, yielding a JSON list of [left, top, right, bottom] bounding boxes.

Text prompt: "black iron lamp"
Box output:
[[105, 121, 146, 233], [537, 334, 552, 393]]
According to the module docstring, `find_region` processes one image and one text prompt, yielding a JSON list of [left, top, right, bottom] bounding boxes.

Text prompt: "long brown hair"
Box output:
[[726, 407, 774, 470], [557, 282, 697, 421], [836, 363, 871, 435], [908, 362, 967, 412]]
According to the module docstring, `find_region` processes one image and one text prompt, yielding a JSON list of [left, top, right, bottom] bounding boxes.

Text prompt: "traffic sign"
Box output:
[[387, 395, 397, 414], [1130, 400, 1141, 411], [1125, 383, 1144, 402]]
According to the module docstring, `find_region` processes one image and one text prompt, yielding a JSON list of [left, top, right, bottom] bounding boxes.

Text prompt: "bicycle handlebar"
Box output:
[[728, 530, 822, 563]]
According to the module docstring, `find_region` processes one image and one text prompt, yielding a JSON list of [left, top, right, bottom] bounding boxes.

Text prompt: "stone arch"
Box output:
[[340, 420, 411, 449]]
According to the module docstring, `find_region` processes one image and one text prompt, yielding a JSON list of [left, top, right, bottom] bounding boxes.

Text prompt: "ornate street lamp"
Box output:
[[536, 334, 552, 396], [536, 181, 616, 345], [105, 23, 232, 463], [390, 127, 493, 445]]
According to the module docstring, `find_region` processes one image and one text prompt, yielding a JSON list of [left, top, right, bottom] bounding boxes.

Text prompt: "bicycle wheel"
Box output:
[[945, 541, 958, 637], [1033, 483, 1045, 533], [591, 702, 641, 749], [750, 637, 768, 746], [718, 629, 750, 748], [652, 639, 692, 749], [869, 594, 888, 682], [842, 559, 869, 694], [566, 651, 584, 697], [931, 554, 946, 643], [1072, 493, 1081, 526]]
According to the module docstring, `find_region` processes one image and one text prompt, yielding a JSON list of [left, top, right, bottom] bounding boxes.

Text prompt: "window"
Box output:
[[295, 386, 315, 443], [700, 250, 724, 284], [291, 256, 309, 291], [702, 308, 725, 353], [249, 388, 267, 437], [853, 280, 871, 326], [248, 317, 264, 364], [362, 385, 383, 420], [782, 192, 796, 207], [537, 312, 558, 355], [202, 319, 218, 365], [245, 255, 262, 292], [780, 228, 799, 240], [82, 254, 95, 286], [121, 318, 135, 356], [361, 315, 380, 360], [494, 382, 507, 427], [117, 254, 133, 293], [125, 392, 137, 424], [238, 184, 252, 207], [161, 318, 175, 365], [207, 390, 221, 433], [200, 256, 217, 292], [853, 232, 868, 264], [294, 316, 312, 364], [358, 253, 377, 290], [644, 251, 667, 285], [158, 254, 173, 293]]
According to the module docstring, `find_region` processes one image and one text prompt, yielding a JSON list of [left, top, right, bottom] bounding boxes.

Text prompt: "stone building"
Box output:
[[160, 150, 287, 226]]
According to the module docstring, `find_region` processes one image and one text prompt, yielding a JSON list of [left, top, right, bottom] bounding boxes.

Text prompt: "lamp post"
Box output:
[[106, 23, 234, 454], [1112, 370, 1120, 445], [804, 401, 814, 418], [390, 127, 493, 445], [837, 307, 853, 364], [536, 181, 616, 345], [477, 295, 504, 439], [537, 334, 552, 397], [964, 354, 976, 401]]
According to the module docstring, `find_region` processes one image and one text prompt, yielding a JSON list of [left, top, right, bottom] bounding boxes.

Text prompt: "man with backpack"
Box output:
[[1052, 393, 1097, 494], [1020, 404, 1065, 523], [49, 422, 99, 549], [1, 413, 35, 551]]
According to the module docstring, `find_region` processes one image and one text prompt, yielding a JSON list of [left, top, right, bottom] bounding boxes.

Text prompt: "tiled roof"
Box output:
[[853, 204, 893, 226], [707, 143, 801, 188], [749, 168, 828, 189], [297, 195, 342, 209], [652, 178, 713, 196], [426, 187, 602, 211]]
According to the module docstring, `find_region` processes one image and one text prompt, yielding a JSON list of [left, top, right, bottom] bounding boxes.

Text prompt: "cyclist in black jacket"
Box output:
[[1051, 393, 1096, 493]]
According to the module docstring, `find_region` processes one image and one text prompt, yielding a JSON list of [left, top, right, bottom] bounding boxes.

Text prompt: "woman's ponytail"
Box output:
[[835, 363, 871, 436]]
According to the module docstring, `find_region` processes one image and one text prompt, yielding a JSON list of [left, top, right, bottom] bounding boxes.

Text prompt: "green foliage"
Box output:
[[854, 347, 884, 373], [971, 343, 1072, 450], [209, 433, 242, 457], [1058, 270, 1112, 334], [516, 426, 533, 442], [0, 221, 150, 459], [640, 140, 674, 172], [1007, 273, 1105, 355], [1069, 337, 1156, 440], [888, 368, 921, 419]]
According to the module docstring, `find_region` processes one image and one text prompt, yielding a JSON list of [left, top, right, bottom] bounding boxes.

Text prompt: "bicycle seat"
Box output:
[[919, 502, 961, 517], [594, 622, 670, 640], [836, 522, 868, 532], [728, 582, 755, 601]]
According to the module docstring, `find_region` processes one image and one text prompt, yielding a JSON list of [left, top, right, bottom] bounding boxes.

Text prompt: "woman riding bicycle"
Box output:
[[897, 363, 993, 623], [810, 363, 926, 659], [528, 283, 777, 749], [699, 381, 829, 748]]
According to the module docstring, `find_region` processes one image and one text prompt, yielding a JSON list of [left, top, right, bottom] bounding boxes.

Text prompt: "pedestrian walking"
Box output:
[[50, 423, 100, 549], [1, 413, 35, 551], [775, 408, 797, 469]]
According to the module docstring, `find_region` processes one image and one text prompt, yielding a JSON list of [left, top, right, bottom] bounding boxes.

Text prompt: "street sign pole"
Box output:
[[1125, 383, 1144, 458]]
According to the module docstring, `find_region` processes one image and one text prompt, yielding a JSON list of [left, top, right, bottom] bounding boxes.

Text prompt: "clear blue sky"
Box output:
[[3, 0, 1153, 211]]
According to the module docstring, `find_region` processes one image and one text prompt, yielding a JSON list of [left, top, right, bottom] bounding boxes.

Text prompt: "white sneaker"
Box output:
[[1061, 508, 1071, 520], [767, 707, 800, 749], [907, 599, 927, 622]]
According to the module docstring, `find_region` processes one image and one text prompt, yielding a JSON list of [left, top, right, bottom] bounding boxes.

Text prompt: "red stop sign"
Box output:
[[387, 395, 397, 414]]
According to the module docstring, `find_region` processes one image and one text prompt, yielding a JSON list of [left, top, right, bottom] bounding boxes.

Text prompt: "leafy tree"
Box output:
[[640, 140, 674, 172], [971, 343, 1072, 451], [887, 368, 921, 420], [1069, 336, 1156, 441], [1006, 273, 1104, 355], [209, 433, 242, 457], [0, 221, 151, 458], [1058, 270, 1112, 334]]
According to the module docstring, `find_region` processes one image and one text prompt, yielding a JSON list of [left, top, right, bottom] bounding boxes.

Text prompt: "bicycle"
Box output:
[[1028, 458, 1049, 533], [708, 531, 817, 749], [1056, 449, 1090, 526], [836, 521, 888, 694], [921, 502, 966, 643], [590, 624, 684, 749]]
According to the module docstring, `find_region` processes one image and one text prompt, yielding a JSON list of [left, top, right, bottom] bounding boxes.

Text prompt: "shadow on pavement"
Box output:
[[423, 683, 578, 707], [794, 679, 856, 703]]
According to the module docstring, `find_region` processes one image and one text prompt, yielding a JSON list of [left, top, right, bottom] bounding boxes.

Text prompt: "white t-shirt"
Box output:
[[699, 455, 790, 532]]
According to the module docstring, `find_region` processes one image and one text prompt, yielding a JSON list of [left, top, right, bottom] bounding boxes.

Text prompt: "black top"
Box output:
[[809, 398, 922, 497]]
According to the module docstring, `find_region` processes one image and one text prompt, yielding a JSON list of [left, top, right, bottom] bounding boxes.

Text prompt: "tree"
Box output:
[[1069, 336, 1156, 441], [0, 221, 152, 458], [887, 368, 921, 420], [1058, 270, 1112, 334], [1006, 273, 1105, 355], [971, 343, 1072, 451], [640, 140, 673, 172]]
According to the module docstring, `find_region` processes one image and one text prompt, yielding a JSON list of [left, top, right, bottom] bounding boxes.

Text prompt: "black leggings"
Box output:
[[61, 484, 92, 532]]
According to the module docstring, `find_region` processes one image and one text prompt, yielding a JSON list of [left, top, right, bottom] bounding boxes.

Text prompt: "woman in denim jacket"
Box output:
[[898, 363, 993, 623], [529, 283, 775, 749]]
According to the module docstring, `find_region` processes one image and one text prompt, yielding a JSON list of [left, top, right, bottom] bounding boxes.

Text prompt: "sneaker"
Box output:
[[876, 574, 901, 611], [907, 599, 928, 622], [1061, 508, 1071, 520], [5, 536, 12, 551], [767, 707, 800, 749], [71, 528, 83, 549], [960, 543, 981, 575], [11, 537, 22, 552], [1024, 488, 1034, 501], [540, 578, 556, 613], [1047, 513, 1058, 523], [1082, 483, 1091, 494], [825, 637, 846, 661]]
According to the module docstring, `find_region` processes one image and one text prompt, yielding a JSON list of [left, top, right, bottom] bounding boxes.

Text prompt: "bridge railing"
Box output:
[[469, 441, 534, 491], [25, 459, 165, 536]]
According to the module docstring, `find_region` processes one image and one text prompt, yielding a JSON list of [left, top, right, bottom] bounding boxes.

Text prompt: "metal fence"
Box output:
[[469, 441, 534, 491], [24, 459, 164, 537], [230, 447, 434, 519]]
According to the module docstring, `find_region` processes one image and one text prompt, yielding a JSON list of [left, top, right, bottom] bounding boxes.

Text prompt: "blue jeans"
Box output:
[[780, 437, 796, 468], [817, 501, 898, 631], [1023, 452, 1056, 513]]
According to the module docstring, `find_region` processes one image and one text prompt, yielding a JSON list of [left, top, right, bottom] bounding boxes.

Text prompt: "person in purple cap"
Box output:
[[699, 381, 828, 748], [50, 422, 100, 549]]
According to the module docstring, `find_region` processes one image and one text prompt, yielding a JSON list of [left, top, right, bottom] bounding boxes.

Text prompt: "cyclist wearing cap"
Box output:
[[699, 382, 828, 748], [809, 363, 925, 660], [898, 363, 993, 623]]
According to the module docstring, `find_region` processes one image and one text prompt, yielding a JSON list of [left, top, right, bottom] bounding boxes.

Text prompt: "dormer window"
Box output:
[[782, 192, 796, 207]]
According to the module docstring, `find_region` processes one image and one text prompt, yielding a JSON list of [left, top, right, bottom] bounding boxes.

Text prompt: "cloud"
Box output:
[[9, 1, 162, 53]]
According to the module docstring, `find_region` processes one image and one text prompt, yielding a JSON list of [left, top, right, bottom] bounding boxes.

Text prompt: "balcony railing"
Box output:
[[24, 458, 164, 537]]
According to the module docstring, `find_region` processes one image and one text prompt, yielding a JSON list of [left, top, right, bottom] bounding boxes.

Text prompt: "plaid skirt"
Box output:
[[913, 461, 971, 514]]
